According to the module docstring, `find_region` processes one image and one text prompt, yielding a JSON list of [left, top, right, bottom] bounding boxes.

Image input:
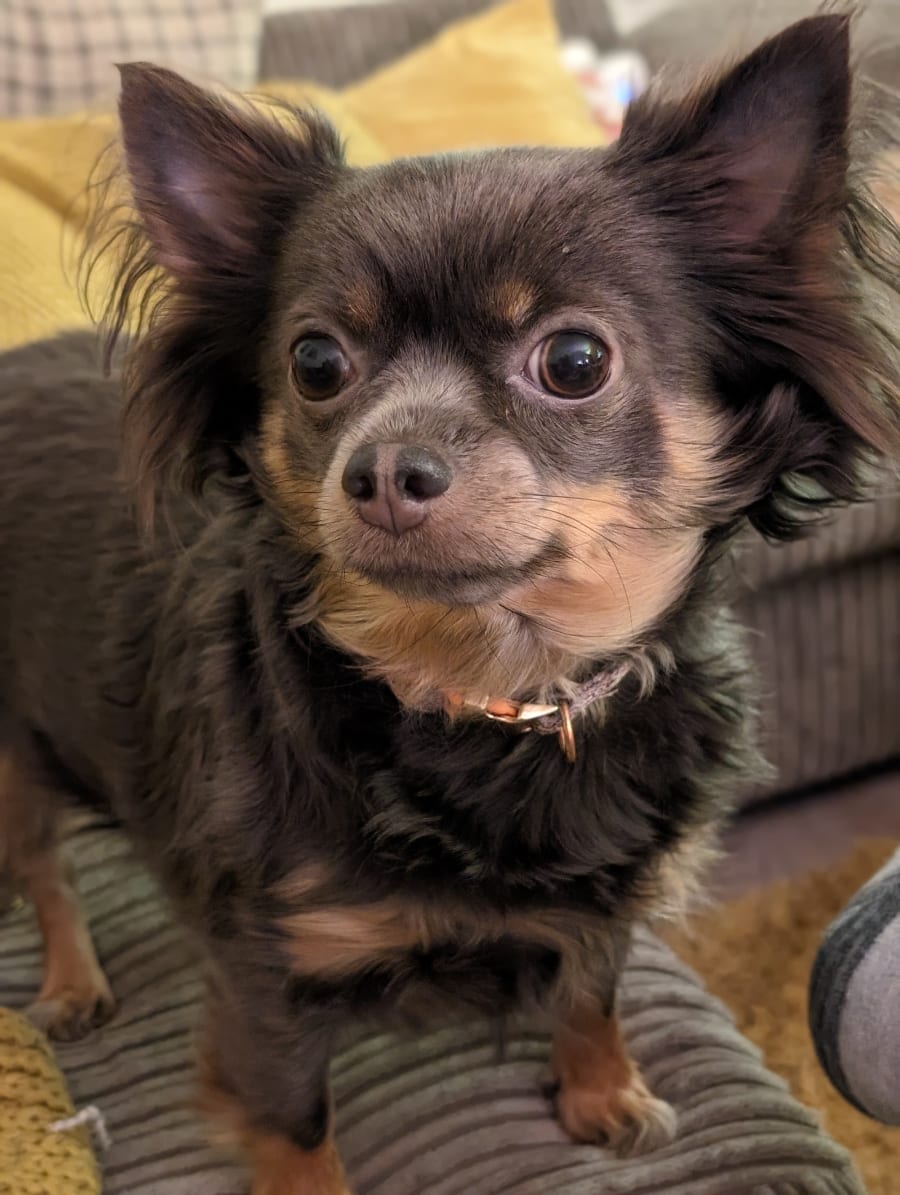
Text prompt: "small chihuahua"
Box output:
[[1, 14, 898, 1194]]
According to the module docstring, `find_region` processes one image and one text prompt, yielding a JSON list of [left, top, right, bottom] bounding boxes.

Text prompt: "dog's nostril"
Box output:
[[345, 472, 375, 501], [341, 444, 378, 501], [394, 446, 452, 502]]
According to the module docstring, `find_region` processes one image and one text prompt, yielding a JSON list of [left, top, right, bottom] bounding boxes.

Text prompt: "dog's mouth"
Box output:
[[341, 536, 565, 606]]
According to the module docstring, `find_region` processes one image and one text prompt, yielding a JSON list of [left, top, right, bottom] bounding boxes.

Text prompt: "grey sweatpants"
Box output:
[[810, 845, 900, 1125]]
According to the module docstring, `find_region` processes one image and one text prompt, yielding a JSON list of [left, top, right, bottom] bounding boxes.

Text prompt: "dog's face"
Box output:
[[260, 149, 715, 625], [110, 15, 898, 703]]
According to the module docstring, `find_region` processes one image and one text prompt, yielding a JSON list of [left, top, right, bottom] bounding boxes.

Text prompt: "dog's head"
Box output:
[[103, 15, 898, 705]]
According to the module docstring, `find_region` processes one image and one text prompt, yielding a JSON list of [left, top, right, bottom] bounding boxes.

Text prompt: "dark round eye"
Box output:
[[526, 330, 611, 399], [290, 335, 351, 401]]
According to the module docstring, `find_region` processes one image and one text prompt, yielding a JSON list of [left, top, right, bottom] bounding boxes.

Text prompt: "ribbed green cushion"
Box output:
[[0, 826, 864, 1193]]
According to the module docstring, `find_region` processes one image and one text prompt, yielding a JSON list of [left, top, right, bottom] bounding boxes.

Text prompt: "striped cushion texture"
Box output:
[[0, 825, 865, 1193]]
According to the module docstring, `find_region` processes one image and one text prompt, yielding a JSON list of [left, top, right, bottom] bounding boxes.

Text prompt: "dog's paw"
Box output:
[[27, 980, 116, 1042], [249, 1136, 355, 1195], [551, 1069, 676, 1158]]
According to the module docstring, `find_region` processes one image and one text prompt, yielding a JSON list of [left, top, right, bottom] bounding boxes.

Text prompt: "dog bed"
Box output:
[[0, 824, 864, 1194]]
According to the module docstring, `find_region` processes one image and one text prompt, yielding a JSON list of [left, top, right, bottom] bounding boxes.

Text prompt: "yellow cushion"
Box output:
[[342, 0, 603, 157], [0, 94, 384, 351], [0, 113, 116, 348], [0, 1007, 100, 1195], [260, 81, 387, 169]]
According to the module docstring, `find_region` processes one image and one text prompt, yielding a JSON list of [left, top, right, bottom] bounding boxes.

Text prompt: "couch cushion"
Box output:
[[621, 0, 900, 90], [260, 0, 619, 90], [737, 549, 900, 801], [735, 492, 900, 593], [0, 825, 865, 1193]]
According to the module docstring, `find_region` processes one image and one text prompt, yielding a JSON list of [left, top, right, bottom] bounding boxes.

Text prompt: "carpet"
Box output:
[[669, 839, 900, 1195]]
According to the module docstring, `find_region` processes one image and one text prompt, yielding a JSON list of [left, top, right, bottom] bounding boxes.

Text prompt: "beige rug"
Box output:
[[669, 839, 900, 1195]]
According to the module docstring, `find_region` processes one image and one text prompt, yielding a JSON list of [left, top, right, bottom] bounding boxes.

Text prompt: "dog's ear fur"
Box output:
[[104, 65, 342, 526], [118, 63, 340, 286], [615, 14, 900, 538], [618, 14, 851, 246]]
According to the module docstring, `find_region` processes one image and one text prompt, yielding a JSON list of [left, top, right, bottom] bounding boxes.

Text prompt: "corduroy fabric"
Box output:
[[0, 825, 866, 1194]]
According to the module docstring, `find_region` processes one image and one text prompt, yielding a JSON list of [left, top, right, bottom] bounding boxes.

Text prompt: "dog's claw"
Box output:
[[27, 983, 116, 1041], [550, 1071, 676, 1158]]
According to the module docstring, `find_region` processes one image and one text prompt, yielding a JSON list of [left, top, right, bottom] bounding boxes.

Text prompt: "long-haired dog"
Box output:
[[1, 13, 898, 1193]]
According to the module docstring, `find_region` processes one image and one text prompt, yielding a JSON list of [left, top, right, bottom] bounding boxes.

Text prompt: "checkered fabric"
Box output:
[[0, 0, 262, 117]]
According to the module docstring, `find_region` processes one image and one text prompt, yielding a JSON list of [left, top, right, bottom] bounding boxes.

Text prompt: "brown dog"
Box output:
[[0, 15, 897, 1193]]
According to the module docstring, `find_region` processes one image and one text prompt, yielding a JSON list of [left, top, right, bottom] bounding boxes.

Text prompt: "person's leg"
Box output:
[[810, 846, 900, 1126]]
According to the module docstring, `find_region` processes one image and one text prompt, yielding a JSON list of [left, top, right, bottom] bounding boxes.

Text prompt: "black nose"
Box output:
[[341, 443, 452, 535]]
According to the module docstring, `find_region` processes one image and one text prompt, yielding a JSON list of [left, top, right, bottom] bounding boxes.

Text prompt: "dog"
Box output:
[[1, 13, 898, 1194]]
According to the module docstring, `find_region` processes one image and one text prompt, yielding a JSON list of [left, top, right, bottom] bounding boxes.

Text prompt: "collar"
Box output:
[[444, 658, 633, 763]]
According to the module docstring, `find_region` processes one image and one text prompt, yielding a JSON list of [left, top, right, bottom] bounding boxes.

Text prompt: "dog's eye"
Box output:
[[290, 335, 351, 401], [526, 331, 611, 399]]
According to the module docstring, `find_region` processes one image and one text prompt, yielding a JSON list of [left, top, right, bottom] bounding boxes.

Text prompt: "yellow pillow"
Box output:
[[0, 89, 384, 350], [342, 0, 604, 157], [260, 81, 386, 168], [0, 114, 115, 347]]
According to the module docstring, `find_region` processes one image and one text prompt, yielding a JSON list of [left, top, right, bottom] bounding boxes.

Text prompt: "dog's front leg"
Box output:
[[550, 986, 676, 1158], [200, 974, 352, 1195]]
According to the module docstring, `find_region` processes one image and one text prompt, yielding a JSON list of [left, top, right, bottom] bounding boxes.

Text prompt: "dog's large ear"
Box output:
[[613, 15, 899, 536], [617, 14, 851, 246], [117, 62, 340, 285], [106, 65, 343, 526]]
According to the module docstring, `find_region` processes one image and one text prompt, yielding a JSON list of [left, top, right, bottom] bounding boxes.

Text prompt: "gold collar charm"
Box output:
[[444, 659, 633, 763]]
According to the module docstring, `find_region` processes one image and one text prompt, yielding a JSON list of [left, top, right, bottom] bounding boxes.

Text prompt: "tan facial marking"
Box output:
[[656, 394, 728, 514], [508, 479, 703, 658], [341, 276, 380, 330], [312, 474, 703, 710], [262, 368, 720, 712], [260, 403, 322, 542], [490, 278, 538, 326]]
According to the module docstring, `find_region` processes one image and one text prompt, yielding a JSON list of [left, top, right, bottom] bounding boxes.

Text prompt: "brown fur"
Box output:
[[277, 840, 707, 1004], [1, 16, 893, 1192], [260, 403, 321, 534], [552, 1001, 676, 1154], [340, 277, 381, 332], [489, 278, 538, 326], [200, 1061, 350, 1195], [248, 1136, 351, 1195], [0, 752, 114, 1039]]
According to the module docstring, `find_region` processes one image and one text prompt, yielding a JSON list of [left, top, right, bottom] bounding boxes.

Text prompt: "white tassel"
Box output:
[[49, 1104, 112, 1152]]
